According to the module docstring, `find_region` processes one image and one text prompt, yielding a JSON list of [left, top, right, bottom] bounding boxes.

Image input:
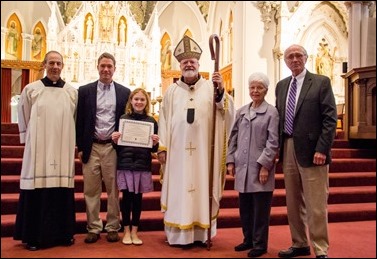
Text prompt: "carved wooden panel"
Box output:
[[342, 66, 376, 139], [1, 60, 44, 122]]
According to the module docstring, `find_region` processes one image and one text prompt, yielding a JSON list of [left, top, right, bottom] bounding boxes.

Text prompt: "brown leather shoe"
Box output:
[[84, 233, 100, 243], [278, 247, 311, 257], [106, 231, 120, 242]]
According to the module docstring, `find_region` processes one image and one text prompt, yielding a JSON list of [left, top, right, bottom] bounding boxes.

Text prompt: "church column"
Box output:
[[345, 1, 362, 70], [21, 33, 33, 61], [47, 1, 59, 51], [232, 2, 267, 108], [1, 27, 7, 58], [344, 2, 375, 72], [360, 2, 376, 67], [77, 52, 85, 83], [222, 29, 229, 66], [273, 2, 288, 84], [232, 2, 246, 108]]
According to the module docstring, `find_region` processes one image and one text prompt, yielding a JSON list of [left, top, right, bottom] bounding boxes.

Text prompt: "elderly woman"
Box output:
[[226, 72, 279, 257]]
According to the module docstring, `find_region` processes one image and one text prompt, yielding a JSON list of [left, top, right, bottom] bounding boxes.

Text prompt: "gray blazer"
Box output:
[[275, 70, 337, 167], [226, 101, 279, 193]]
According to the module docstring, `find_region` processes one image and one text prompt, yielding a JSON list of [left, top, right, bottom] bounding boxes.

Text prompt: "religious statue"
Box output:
[[6, 21, 19, 58], [315, 38, 335, 81], [100, 2, 115, 42], [32, 28, 43, 60], [118, 19, 126, 46], [161, 40, 172, 71], [86, 16, 94, 42]]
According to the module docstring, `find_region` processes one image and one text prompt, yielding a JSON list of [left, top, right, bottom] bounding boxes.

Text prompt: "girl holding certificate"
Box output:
[[111, 88, 159, 245]]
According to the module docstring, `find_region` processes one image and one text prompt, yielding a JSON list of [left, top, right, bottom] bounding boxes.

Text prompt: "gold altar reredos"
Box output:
[[56, 1, 161, 92]]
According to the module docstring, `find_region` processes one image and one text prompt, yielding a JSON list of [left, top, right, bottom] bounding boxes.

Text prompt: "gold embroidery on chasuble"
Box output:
[[185, 142, 196, 156], [185, 142, 196, 193], [186, 88, 197, 193]]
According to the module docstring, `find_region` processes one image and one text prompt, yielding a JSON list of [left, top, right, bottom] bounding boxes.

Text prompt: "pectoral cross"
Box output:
[[188, 184, 196, 193], [50, 160, 58, 170], [185, 142, 196, 156]]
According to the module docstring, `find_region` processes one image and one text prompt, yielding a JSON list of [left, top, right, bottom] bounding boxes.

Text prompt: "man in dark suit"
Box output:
[[275, 44, 337, 259], [76, 52, 131, 244]]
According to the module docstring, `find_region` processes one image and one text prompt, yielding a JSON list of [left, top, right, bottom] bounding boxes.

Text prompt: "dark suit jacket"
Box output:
[[275, 70, 337, 167], [76, 81, 131, 164]]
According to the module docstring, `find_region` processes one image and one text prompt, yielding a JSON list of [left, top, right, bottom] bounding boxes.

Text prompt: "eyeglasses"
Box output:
[[249, 85, 266, 92], [285, 53, 306, 60]]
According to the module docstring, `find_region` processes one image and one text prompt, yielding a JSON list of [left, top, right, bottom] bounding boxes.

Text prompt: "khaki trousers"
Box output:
[[282, 138, 329, 256], [82, 143, 120, 233]]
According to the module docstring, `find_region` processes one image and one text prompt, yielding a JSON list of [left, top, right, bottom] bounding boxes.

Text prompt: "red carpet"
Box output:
[[1, 221, 375, 258]]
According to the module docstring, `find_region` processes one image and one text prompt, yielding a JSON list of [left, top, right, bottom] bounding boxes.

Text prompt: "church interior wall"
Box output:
[[231, 2, 254, 108], [252, 3, 278, 107], [1, 1, 52, 38], [207, 2, 236, 69], [156, 1, 207, 71], [229, 2, 277, 108], [2, 1, 376, 123], [291, 2, 348, 104], [201, 1, 234, 74], [299, 20, 347, 100]]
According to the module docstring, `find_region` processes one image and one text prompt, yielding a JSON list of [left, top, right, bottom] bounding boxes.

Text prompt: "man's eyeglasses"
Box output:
[[285, 53, 306, 60]]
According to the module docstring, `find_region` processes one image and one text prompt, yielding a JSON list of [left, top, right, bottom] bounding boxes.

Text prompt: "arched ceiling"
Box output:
[[57, 1, 209, 30]]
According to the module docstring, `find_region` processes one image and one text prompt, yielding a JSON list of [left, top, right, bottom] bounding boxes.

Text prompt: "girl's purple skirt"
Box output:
[[117, 170, 153, 194]]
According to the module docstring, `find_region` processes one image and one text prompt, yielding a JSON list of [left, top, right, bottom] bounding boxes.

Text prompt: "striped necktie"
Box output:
[[285, 77, 297, 135]]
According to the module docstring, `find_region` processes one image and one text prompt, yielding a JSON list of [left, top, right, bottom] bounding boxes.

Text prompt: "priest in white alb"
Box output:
[[157, 35, 235, 246], [14, 51, 77, 251]]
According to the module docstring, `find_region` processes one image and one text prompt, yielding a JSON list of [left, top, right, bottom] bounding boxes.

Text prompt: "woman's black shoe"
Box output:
[[248, 249, 267, 257], [234, 242, 253, 251], [62, 238, 75, 246], [26, 243, 39, 251]]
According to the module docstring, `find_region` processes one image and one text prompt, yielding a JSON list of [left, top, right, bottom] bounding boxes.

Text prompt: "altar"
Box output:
[[1, 1, 163, 123], [57, 1, 161, 93]]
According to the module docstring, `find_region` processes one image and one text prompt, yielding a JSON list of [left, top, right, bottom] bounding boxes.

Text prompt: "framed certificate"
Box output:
[[118, 119, 154, 148]]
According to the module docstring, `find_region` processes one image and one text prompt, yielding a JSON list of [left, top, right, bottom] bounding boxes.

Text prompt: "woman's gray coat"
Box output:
[[226, 100, 279, 193]]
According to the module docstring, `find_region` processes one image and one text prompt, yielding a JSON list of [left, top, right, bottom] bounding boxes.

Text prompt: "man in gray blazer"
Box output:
[[275, 44, 337, 259]]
